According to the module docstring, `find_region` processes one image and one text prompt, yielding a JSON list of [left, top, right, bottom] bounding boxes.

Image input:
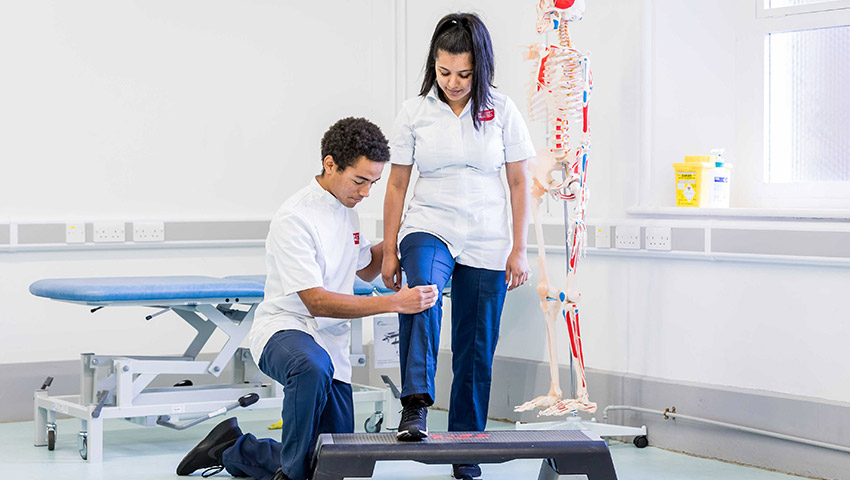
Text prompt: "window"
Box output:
[[767, 25, 850, 183], [754, 0, 850, 209]]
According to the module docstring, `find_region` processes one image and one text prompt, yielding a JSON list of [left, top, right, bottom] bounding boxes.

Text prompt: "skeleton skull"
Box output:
[[536, 0, 586, 33]]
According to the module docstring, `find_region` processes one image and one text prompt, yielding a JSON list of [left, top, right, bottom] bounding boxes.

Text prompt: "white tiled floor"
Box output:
[[0, 408, 808, 480]]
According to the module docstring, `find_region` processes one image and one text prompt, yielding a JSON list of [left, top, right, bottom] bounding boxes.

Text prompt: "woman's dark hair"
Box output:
[[319, 117, 389, 175], [419, 12, 495, 130]]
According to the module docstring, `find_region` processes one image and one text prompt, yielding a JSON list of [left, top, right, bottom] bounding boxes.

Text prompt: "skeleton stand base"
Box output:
[[517, 416, 647, 445], [515, 352, 646, 443]]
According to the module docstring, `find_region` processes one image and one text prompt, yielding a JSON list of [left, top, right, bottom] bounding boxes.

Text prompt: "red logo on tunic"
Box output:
[[353, 232, 360, 245], [478, 109, 495, 121]]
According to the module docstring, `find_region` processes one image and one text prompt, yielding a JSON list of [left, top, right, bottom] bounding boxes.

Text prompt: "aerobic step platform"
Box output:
[[312, 430, 617, 480]]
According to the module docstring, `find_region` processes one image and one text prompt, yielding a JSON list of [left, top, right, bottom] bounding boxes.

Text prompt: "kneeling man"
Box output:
[[177, 117, 438, 480]]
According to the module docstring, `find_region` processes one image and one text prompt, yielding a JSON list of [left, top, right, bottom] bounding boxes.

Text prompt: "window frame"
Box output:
[[758, 0, 850, 18], [749, 3, 850, 210]]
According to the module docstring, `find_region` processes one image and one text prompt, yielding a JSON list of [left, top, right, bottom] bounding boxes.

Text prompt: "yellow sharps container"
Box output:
[[673, 155, 728, 207], [673, 154, 732, 208]]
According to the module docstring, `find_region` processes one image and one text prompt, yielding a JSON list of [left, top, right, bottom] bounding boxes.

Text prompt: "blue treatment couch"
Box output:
[[29, 275, 396, 462]]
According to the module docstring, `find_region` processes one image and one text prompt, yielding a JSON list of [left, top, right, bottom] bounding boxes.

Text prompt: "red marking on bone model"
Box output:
[[537, 52, 550, 91]]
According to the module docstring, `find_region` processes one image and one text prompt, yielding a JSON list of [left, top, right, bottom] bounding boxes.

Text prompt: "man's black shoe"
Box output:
[[396, 400, 428, 441], [452, 463, 482, 479], [176, 417, 243, 476]]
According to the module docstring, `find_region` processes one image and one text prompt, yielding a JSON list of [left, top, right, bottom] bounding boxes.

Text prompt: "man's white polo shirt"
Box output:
[[249, 177, 372, 384]]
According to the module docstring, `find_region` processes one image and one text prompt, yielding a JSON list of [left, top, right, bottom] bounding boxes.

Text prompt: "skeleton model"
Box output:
[[514, 0, 597, 416]]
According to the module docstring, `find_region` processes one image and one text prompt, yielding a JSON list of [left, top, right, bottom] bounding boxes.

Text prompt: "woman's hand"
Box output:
[[382, 251, 403, 292], [505, 248, 530, 291]]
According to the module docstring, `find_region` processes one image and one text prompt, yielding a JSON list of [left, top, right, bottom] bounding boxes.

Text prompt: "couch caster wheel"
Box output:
[[364, 412, 383, 433], [46, 423, 57, 451], [78, 431, 88, 460]]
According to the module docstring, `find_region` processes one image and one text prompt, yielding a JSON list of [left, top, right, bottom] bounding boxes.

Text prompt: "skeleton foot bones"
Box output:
[[513, 296, 598, 416]]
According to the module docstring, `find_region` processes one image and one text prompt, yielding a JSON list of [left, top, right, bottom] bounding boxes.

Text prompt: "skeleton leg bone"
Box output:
[[540, 303, 597, 415], [515, 178, 564, 412]]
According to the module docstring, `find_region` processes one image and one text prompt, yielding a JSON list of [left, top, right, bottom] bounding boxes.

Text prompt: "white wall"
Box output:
[[644, 0, 739, 209], [2, 0, 849, 409], [0, 0, 398, 364], [0, 0, 396, 220]]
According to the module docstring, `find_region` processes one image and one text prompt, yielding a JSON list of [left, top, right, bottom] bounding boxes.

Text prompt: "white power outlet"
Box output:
[[594, 226, 611, 248], [93, 222, 126, 243], [133, 221, 165, 242], [615, 225, 641, 249], [65, 223, 86, 244], [646, 226, 672, 251]]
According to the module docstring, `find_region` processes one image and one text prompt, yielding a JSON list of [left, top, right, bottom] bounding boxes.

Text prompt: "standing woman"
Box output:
[[382, 11, 534, 479]]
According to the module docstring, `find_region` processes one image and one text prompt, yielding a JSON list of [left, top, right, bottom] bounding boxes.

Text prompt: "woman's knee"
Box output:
[[399, 234, 453, 287]]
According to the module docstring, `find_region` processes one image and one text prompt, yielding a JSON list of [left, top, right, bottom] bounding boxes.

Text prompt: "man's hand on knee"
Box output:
[[392, 284, 439, 313]]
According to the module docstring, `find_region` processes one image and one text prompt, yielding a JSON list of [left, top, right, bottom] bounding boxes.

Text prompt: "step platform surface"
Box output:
[[312, 430, 618, 480]]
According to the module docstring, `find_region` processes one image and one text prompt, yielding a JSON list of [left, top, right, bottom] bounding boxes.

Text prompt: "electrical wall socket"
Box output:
[[594, 226, 611, 248], [133, 221, 165, 242], [615, 225, 641, 249], [646, 226, 672, 251], [93, 222, 126, 243], [65, 223, 86, 243]]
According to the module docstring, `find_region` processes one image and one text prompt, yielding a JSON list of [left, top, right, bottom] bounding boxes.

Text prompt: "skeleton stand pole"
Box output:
[[562, 165, 577, 401]]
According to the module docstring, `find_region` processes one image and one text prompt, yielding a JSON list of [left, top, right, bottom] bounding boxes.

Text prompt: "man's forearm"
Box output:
[[299, 287, 400, 318]]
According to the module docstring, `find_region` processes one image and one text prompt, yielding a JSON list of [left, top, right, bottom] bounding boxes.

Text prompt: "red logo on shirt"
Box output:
[[478, 109, 495, 121], [353, 232, 360, 245]]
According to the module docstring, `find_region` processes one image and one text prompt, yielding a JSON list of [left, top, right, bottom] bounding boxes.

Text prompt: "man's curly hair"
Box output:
[[320, 117, 390, 174]]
